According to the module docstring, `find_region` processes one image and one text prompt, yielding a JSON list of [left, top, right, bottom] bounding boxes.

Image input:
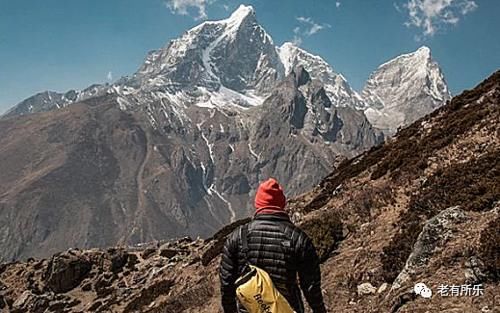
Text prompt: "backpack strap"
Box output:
[[240, 223, 250, 263]]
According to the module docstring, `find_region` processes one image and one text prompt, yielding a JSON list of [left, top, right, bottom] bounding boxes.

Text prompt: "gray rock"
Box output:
[[159, 246, 182, 258], [141, 248, 156, 260], [392, 206, 466, 290], [108, 248, 128, 273], [357, 282, 377, 295], [464, 256, 487, 284]]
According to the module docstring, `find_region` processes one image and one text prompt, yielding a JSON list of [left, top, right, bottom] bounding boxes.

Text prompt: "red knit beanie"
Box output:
[[254, 178, 287, 214]]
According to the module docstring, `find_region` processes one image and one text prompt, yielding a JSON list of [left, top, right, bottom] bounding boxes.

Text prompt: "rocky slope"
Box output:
[[0, 70, 497, 313]]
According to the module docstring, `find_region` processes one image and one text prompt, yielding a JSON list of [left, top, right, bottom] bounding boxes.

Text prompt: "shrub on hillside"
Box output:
[[301, 210, 344, 262], [412, 149, 499, 213]]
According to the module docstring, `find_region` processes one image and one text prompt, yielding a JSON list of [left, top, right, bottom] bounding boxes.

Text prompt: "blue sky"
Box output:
[[0, 0, 498, 114]]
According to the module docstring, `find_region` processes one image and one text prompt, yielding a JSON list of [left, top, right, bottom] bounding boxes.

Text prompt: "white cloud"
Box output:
[[293, 16, 331, 45], [292, 27, 303, 46], [107, 71, 113, 81], [402, 0, 478, 36], [394, 2, 403, 12], [165, 0, 211, 20]]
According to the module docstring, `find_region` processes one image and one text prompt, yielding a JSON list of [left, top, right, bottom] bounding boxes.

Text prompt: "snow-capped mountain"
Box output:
[[0, 5, 450, 261], [121, 5, 282, 110], [362, 46, 451, 134], [3, 5, 371, 118], [3, 6, 274, 118], [3, 6, 450, 135]]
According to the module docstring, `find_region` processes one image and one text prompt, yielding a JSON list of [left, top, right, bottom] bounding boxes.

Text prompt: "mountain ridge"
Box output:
[[3, 5, 450, 136]]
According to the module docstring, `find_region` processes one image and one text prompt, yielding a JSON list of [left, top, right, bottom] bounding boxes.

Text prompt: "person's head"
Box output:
[[254, 178, 287, 215]]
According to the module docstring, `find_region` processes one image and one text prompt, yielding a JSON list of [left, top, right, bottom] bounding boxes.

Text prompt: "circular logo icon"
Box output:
[[420, 286, 432, 298], [414, 283, 432, 299], [414, 283, 427, 295]]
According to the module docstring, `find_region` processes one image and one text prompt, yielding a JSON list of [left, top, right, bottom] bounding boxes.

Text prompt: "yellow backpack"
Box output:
[[234, 224, 295, 313]]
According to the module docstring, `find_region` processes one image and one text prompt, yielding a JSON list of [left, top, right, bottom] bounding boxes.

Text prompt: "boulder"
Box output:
[[141, 248, 156, 260], [108, 248, 128, 273], [391, 206, 466, 290], [126, 253, 139, 269], [11, 291, 50, 313], [464, 256, 487, 284], [44, 250, 92, 293], [159, 245, 184, 258]]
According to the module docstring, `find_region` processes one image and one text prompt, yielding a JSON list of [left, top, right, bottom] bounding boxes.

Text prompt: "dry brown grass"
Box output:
[[478, 214, 500, 281]]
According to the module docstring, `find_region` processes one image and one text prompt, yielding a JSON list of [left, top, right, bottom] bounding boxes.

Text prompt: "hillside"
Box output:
[[0, 69, 497, 312]]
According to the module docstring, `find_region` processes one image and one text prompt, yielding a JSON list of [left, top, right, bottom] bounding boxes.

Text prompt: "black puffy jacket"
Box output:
[[219, 213, 326, 313]]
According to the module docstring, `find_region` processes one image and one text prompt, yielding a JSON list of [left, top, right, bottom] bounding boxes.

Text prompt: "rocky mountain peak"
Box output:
[[278, 42, 332, 77], [362, 46, 451, 134], [278, 42, 365, 109], [375, 45, 432, 69], [125, 3, 280, 109], [255, 66, 379, 151], [226, 4, 256, 26], [190, 4, 258, 40]]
